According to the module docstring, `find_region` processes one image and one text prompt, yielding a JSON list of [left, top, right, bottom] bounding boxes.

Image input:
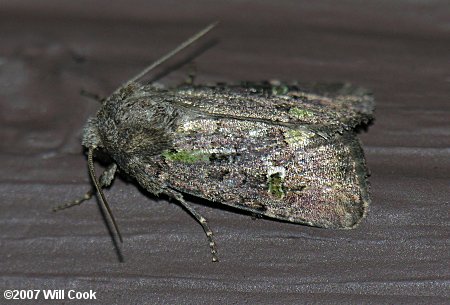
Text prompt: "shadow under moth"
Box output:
[[56, 23, 374, 262]]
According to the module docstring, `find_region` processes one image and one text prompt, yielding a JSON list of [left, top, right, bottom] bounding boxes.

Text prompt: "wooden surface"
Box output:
[[1, 1, 449, 304]]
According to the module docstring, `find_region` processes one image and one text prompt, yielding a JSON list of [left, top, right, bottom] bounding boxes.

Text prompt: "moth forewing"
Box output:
[[148, 84, 372, 229]]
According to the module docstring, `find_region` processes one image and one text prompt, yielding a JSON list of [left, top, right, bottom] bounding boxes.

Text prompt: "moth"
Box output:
[[56, 23, 374, 262]]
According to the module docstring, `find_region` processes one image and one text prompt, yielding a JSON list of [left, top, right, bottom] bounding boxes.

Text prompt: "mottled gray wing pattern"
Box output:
[[165, 82, 374, 134], [154, 110, 369, 229]]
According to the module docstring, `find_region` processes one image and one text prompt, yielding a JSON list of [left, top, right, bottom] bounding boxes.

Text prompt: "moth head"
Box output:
[[82, 117, 104, 149]]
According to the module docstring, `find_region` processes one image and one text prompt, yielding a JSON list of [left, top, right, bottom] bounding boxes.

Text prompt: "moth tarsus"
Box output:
[[80, 89, 104, 103], [52, 189, 94, 212], [166, 189, 219, 262], [60, 22, 374, 263]]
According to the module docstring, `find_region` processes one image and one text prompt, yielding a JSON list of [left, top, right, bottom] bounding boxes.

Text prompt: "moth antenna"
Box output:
[[88, 147, 123, 243], [120, 21, 218, 87]]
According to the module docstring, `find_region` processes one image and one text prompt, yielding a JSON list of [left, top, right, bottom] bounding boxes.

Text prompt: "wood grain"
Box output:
[[1, 1, 449, 304]]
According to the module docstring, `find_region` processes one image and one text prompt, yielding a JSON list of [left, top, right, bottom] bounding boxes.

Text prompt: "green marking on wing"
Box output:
[[268, 172, 285, 199], [271, 84, 290, 96], [162, 149, 210, 163], [288, 107, 315, 120]]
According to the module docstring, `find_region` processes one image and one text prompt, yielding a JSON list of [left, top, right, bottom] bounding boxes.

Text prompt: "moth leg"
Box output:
[[176, 63, 197, 87], [166, 190, 218, 262], [53, 163, 117, 212], [80, 89, 105, 103], [98, 163, 118, 187], [52, 189, 94, 212]]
